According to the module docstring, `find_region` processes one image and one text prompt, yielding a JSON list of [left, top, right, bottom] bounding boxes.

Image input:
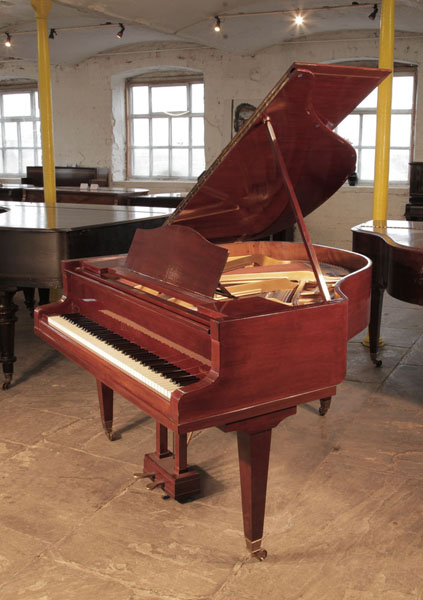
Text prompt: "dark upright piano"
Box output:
[[34, 62, 389, 559], [352, 219, 423, 365]]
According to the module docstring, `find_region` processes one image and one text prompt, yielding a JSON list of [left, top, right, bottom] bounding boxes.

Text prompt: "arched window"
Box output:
[[0, 82, 41, 176], [126, 70, 205, 179], [335, 62, 416, 184]]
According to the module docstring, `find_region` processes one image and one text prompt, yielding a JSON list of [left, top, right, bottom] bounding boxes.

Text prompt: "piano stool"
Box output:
[[0, 291, 422, 597]]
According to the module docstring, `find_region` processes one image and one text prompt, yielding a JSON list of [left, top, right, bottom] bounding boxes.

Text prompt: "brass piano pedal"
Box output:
[[133, 472, 155, 479], [146, 479, 164, 491]]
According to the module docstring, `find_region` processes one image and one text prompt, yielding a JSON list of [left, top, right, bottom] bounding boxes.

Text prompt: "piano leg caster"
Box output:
[[102, 420, 115, 441], [319, 397, 332, 416], [370, 353, 382, 367], [246, 538, 268, 561], [2, 373, 12, 390]]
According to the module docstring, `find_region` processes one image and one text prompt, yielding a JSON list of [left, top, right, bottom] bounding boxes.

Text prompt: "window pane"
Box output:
[[131, 86, 149, 114], [4, 149, 19, 173], [4, 122, 18, 147], [22, 149, 35, 169], [362, 114, 377, 146], [191, 83, 204, 113], [152, 118, 169, 146], [192, 148, 205, 177], [133, 118, 149, 146], [152, 149, 169, 176], [389, 149, 409, 181], [35, 121, 41, 146], [35, 93, 40, 117], [172, 117, 189, 146], [192, 117, 204, 146], [152, 86, 187, 113], [336, 114, 359, 146], [171, 149, 189, 176], [391, 114, 411, 147], [392, 76, 414, 109], [0, 153, 3, 172], [36, 149, 42, 166], [20, 122, 34, 146], [132, 148, 150, 177], [3, 93, 31, 117], [357, 88, 378, 109], [360, 149, 375, 180]]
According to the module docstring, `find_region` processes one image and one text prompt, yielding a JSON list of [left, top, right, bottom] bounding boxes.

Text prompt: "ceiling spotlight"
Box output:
[[4, 32, 11, 48], [214, 16, 221, 32], [49, 28, 57, 39], [294, 13, 304, 25], [368, 4, 378, 20], [116, 23, 125, 39]]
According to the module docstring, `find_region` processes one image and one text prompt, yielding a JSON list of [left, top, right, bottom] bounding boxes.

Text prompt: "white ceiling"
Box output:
[[0, 0, 422, 65]]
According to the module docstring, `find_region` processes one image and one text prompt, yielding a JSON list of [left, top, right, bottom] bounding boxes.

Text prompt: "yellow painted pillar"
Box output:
[[372, 0, 395, 223], [31, 0, 56, 207]]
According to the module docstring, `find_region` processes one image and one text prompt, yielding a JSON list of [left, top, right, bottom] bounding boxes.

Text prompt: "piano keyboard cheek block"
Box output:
[[34, 62, 389, 560]]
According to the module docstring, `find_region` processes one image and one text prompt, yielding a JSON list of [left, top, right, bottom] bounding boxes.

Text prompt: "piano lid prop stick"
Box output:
[[263, 116, 331, 303]]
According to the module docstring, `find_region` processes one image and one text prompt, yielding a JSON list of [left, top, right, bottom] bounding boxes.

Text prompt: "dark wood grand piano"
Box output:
[[352, 219, 423, 365], [34, 62, 389, 559], [0, 202, 173, 388]]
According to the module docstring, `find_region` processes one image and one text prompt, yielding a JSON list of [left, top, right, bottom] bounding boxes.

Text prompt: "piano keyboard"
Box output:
[[47, 314, 200, 399]]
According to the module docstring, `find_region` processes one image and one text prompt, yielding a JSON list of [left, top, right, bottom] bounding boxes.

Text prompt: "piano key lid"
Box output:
[[166, 62, 390, 244]]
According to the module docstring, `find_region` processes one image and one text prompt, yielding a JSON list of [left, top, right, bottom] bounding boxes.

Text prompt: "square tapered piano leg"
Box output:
[[222, 406, 297, 560], [97, 380, 114, 440], [143, 424, 201, 501]]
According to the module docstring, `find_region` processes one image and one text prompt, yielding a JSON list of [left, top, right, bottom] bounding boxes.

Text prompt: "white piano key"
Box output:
[[48, 315, 178, 399]]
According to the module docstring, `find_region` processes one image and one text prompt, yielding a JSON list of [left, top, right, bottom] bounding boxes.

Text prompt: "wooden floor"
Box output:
[[0, 293, 422, 600]]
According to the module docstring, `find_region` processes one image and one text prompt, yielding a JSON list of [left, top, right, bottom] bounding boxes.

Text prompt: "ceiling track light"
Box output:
[[368, 4, 378, 20], [116, 23, 125, 39], [4, 32, 11, 47], [49, 28, 57, 39], [214, 3, 380, 27]]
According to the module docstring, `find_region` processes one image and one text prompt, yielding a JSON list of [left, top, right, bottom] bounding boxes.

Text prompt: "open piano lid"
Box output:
[[167, 62, 390, 243]]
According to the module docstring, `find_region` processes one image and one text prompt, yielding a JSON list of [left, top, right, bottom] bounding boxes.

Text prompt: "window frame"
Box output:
[[126, 78, 205, 180], [0, 85, 41, 177], [337, 66, 417, 185]]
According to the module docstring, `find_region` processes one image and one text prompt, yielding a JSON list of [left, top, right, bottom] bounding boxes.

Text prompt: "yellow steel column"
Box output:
[[372, 0, 395, 222], [31, 0, 56, 207]]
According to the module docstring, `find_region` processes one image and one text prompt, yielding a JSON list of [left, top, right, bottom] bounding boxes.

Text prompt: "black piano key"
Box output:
[[62, 313, 200, 386]]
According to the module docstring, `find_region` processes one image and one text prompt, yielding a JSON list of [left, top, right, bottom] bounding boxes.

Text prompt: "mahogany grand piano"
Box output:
[[34, 62, 389, 559]]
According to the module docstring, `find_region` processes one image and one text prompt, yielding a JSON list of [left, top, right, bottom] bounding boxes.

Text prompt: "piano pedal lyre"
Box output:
[[142, 424, 201, 502]]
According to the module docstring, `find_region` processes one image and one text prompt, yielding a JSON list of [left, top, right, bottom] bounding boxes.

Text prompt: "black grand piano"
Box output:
[[352, 219, 423, 365], [34, 63, 389, 559], [0, 202, 173, 389]]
